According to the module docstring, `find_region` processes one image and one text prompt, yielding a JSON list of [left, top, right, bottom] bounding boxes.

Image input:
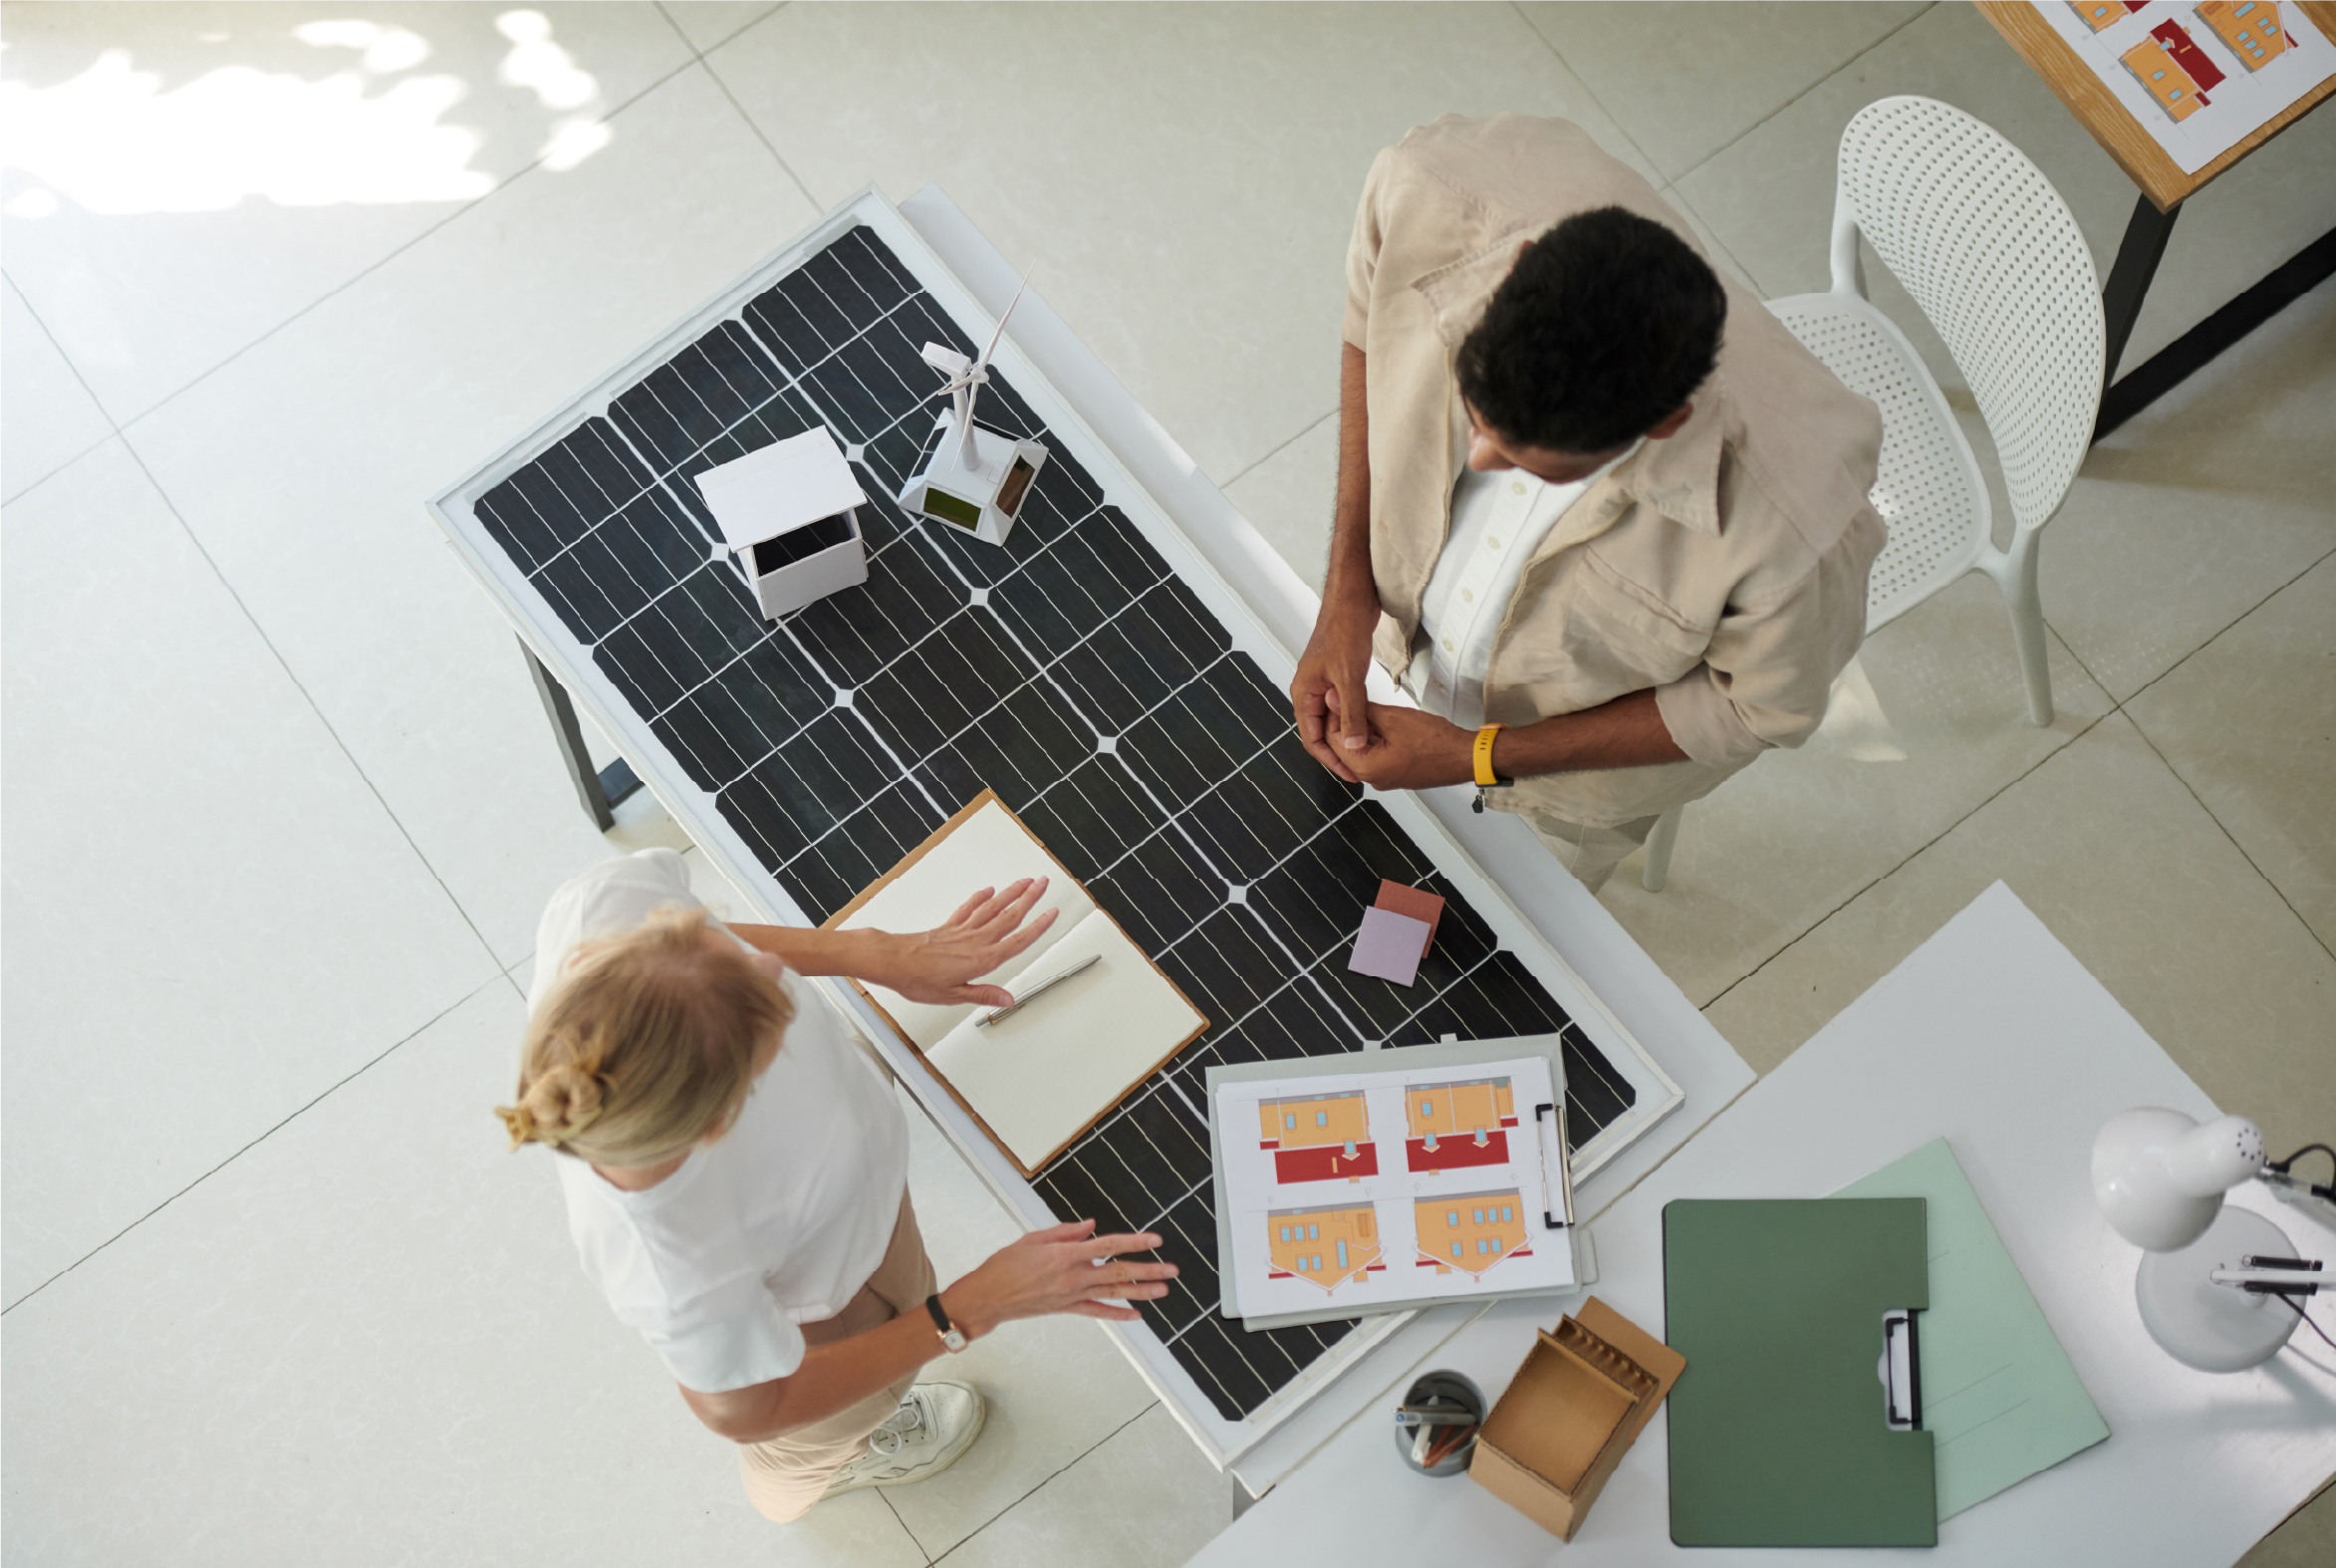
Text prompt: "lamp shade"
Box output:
[[2091, 1108, 2265, 1252]]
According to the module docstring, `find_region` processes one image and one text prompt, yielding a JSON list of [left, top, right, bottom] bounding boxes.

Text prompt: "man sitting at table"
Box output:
[[1291, 114, 1887, 893]]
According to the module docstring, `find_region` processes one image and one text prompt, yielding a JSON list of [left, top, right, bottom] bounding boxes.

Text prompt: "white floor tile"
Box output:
[[1655, 180, 1764, 296], [0, 2, 692, 423], [1702, 714, 2336, 1165], [936, 1402, 1228, 1568], [706, 0, 1655, 487], [656, 1, 782, 57], [0, 274, 113, 501], [885, 1093, 1160, 1559], [1601, 572, 2115, 1006], [1518, 0, 1929, 182], [123, 65, 818, 964], [2127, 554, 2336, 949], [1221, 410, 1337, 593], [2039, 283, 2336, 701], [0, 978, 928, 1568], [0, 438, 497, 1298]]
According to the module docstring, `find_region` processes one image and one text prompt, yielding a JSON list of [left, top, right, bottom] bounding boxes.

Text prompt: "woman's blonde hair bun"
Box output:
[[496, 1054, 609, 1151], [495, 904, 793, 1169]]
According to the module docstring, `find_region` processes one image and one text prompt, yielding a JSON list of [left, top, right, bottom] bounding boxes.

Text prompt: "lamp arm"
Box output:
[[2208, 1253, 2323, 1293]]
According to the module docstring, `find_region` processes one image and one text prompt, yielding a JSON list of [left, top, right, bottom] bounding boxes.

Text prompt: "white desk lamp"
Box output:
[[2091, 1110, 2330, 1371]]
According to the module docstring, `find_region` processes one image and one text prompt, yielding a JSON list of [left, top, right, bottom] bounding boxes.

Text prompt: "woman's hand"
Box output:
[[872, 878, 1058, 1007], [939, 1219, 1178, 1335]]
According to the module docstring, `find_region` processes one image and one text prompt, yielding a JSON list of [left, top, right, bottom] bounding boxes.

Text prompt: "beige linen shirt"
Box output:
[[1344, 114, 1887, 828]]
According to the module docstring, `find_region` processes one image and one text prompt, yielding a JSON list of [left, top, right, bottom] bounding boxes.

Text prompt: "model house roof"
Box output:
[[694, 426, 869, 553]]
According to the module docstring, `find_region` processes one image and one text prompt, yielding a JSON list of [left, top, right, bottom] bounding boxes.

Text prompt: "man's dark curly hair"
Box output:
[[1455, 206, 1726, 455]]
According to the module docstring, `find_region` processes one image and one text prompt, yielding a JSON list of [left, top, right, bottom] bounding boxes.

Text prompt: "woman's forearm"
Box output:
[[679, 1308, 942, 1444], [725, 922, 889, 979]]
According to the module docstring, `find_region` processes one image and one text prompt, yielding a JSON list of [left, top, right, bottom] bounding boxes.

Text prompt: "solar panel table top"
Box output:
[[428, 188, 1684, 1468]]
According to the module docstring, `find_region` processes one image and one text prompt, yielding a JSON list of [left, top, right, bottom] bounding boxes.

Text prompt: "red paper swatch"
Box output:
[[1374, 880, 1445, 957]]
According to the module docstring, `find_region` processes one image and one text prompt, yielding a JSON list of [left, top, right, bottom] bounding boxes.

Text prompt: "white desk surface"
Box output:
[[900, 185, 1757, 1486], [1194, 882, 2336, 1566]]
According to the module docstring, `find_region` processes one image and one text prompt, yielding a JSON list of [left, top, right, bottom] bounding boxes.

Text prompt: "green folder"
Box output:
[[1835, 1140, 2109, 1519], [1664, 1198, 1938, 1547]]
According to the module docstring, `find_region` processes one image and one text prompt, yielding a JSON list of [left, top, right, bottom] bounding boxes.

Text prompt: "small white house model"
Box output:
[[694, 427, 869, 621], [896, 274, 1049, 547]]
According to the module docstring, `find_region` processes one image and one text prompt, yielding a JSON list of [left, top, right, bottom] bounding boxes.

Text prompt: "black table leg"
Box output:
[[2100, 193, 2181, 404], [521, 637, 643, 831], [2095, 222, 2336, 441]]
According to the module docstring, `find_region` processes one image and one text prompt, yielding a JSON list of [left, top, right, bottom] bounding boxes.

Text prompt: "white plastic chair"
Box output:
[[1641, 97, 2103, 894]]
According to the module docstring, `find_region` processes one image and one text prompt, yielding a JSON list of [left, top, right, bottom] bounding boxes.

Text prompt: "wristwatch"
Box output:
[[925, 1293, 968, 1353]]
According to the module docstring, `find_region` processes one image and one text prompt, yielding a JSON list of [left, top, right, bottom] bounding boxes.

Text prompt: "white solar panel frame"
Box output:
[[426, 186, 1682, 1467]]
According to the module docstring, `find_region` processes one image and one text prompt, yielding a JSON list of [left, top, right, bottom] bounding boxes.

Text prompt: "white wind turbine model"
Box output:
[[896, 273, 1051, 547]]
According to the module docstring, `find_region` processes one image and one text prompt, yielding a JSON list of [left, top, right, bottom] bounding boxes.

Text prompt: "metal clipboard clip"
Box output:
[[1880, 1309, 1923, 1431], [1534, 1101, 1575, 1230]]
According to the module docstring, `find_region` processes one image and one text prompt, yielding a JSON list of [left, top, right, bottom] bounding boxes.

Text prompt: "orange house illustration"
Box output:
[[1258, 1089, 1378, 1182], [2195, 1, 2290, 69], [1413, 1190, 1531, 1276], [2070, 0, 2147, 32], [2121, 34, 2210, 121], [1403, 1076, 1519, 1174], [1266, 1203, 1384, 1290]]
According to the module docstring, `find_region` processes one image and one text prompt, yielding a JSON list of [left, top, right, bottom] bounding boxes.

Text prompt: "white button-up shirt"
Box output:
[[1405, 442, 1640, 729]]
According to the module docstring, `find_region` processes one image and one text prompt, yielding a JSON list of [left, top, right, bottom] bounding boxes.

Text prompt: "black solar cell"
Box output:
[[482, 223, 1634, 1424]]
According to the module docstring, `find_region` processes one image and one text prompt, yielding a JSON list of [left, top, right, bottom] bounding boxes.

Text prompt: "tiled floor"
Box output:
[[2, 4, 2329, 1565]]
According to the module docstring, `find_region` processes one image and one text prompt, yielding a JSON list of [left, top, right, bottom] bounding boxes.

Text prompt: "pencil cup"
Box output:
[[1394, 1370, 1484, 1478]]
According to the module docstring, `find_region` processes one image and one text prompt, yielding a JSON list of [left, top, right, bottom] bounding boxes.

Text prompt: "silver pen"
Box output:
[[973, 953, 1100, 1028]]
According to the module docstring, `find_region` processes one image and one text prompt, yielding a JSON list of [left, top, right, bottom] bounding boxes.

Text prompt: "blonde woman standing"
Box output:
[[501, 848, 1177, 1522]]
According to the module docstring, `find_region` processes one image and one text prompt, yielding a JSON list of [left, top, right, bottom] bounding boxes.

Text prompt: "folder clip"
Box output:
[[1534, 1102, 1575, 1230], [1880, 1308, 1923, 1432]]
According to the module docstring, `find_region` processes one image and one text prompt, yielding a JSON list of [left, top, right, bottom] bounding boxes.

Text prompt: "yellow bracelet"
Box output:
[[1472, 723, 1507, 789]]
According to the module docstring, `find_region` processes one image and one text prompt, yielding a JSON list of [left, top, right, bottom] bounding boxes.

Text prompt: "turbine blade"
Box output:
[[975, 268, 1034, 370]]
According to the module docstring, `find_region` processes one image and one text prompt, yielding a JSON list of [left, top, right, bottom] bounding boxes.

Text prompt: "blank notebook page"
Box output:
[[923, 913, 1204, 1171], [835, 799, 1094, 1047]]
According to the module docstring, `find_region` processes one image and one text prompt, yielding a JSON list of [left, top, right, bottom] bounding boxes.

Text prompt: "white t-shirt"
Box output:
[[527, 849, 909, 1393], [1406, 442, 1642, 728]]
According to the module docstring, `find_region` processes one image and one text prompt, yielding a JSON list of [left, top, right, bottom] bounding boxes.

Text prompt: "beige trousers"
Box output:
[[737, 1192, 938, 1523], [1515, 809, 1665, 896]]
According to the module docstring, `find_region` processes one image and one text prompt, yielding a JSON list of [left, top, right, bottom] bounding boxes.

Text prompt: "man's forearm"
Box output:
[[1323, 343, 1377, 615], [1494, 688, 1687, 777]]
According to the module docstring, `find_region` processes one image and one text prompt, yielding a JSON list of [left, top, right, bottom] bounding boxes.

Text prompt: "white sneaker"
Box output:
[[820, 1383, 986, 1499]]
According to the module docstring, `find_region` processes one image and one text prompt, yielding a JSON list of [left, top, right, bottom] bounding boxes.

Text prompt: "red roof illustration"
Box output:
[[2151, 19, 2227, 97]]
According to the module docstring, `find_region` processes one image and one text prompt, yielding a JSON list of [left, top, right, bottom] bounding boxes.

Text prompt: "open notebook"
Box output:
[[823, 791, 1209, 1176]]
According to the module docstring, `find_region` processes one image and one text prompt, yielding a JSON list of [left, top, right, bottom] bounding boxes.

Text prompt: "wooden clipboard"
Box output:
[[821, 788, 1210, 1176]]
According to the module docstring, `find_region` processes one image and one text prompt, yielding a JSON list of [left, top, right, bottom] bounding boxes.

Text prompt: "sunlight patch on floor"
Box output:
[[0, 9, 609, 216]]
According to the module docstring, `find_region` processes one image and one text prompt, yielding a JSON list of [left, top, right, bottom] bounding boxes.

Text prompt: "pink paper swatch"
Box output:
[[1349, 907, 1433, 987]]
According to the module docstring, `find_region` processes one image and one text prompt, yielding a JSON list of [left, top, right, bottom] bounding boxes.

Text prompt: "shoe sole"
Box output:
[[820, 1394, 988, 1500]]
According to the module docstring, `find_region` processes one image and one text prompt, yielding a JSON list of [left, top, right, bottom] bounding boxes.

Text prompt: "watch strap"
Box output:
[[1472, 723, 1509, 789], [924, 1293, 954, 1338]]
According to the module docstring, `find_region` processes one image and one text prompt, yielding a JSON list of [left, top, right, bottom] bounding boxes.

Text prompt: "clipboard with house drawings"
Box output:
[[1207, 1036, 1590, 1331], [823, 789, 1209, 1176]]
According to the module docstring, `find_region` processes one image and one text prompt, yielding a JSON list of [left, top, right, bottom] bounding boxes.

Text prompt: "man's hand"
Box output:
[[1329, 696, 1476, 792], [1292, 591, 1380, 784], [943, 1218, 1178, 1333], [872, 878, 1058, 1007]]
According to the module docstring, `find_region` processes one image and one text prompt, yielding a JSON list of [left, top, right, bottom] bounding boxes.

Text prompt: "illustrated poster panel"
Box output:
[[1216, 1056, 1574, 1319]]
